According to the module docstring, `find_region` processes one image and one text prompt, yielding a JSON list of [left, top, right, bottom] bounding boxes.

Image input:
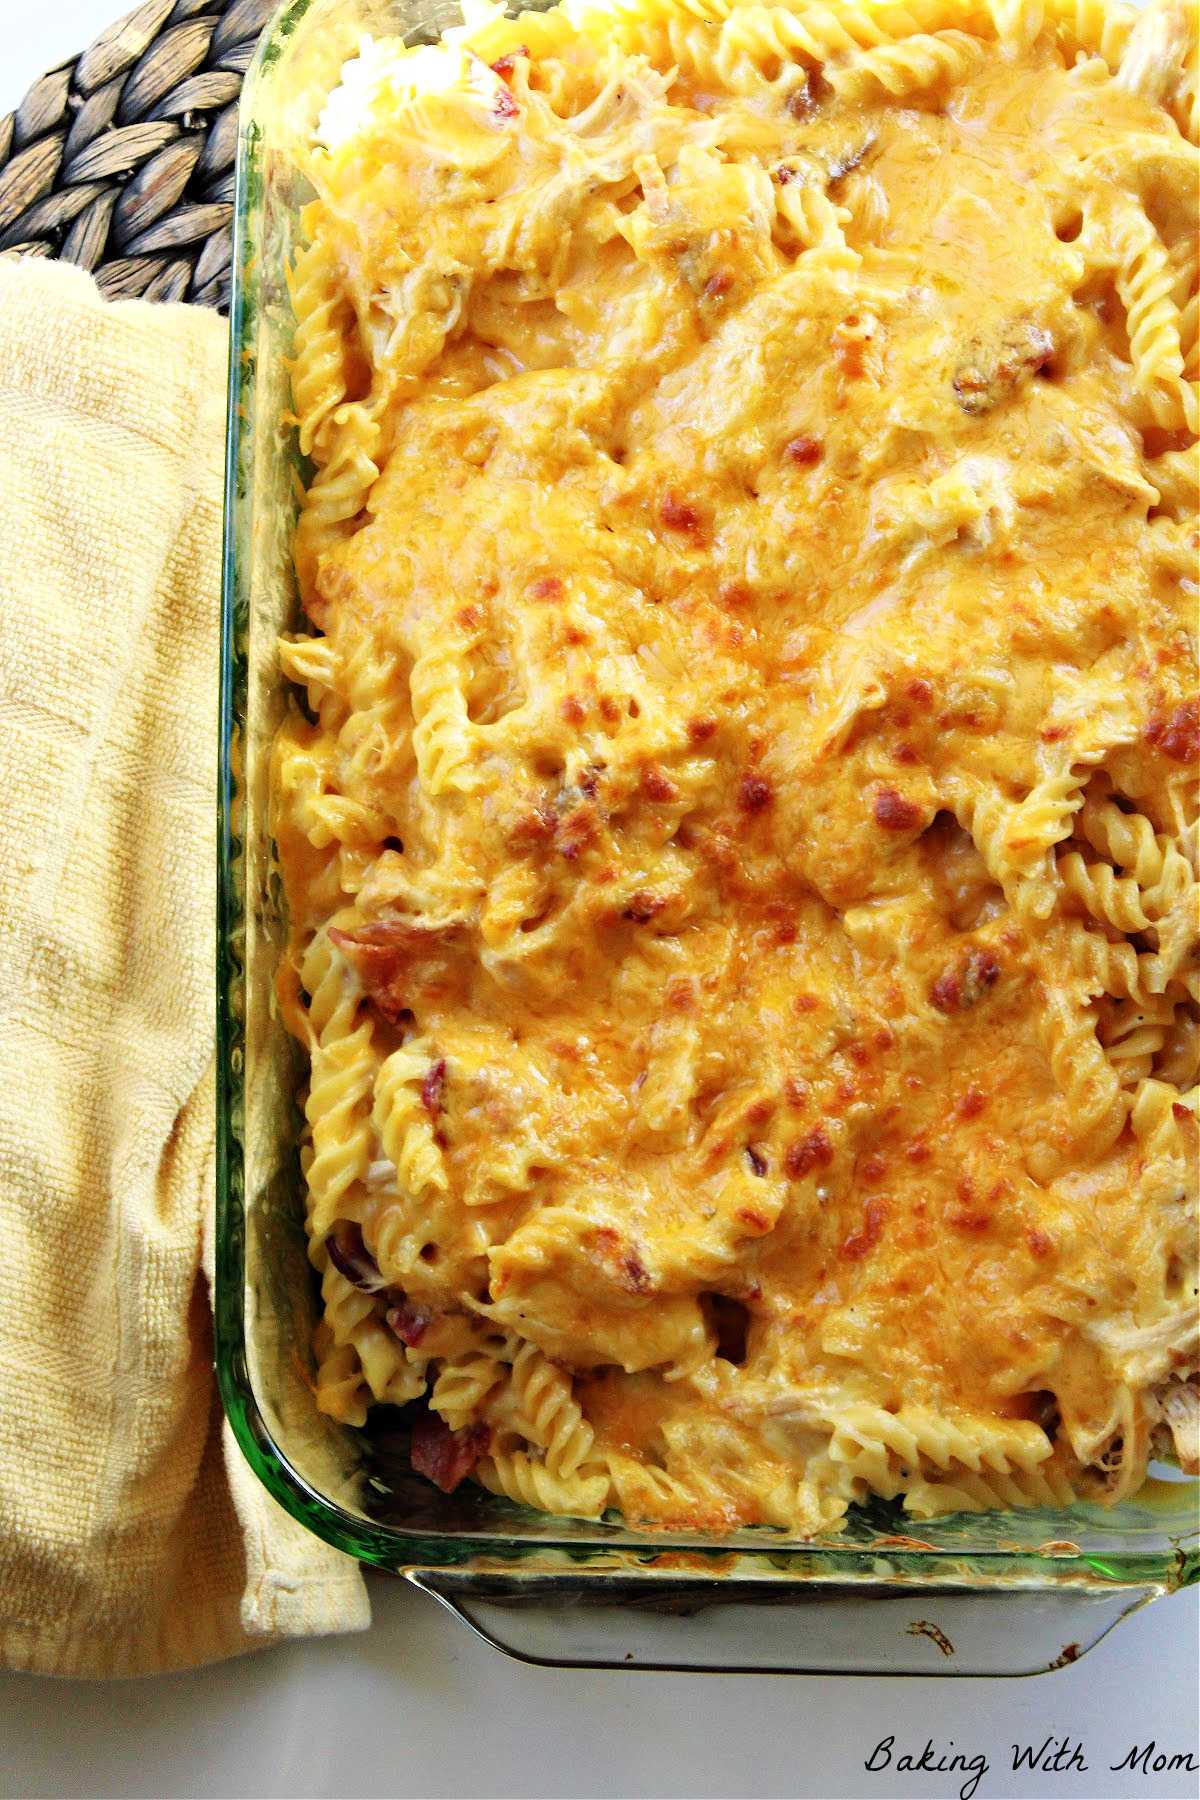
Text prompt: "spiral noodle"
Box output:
[[1098, 998, 1174, 1086], [298, 934, 377, 1236], [430, 1340, 512, 1431], [509, 1340, 598, 1477], [828, 29, 988, 100], [775, 179, 859, 265], [1004, 772, 1086, 876], [1111, 202, 1196, 434], [287, 238, 354, 459], [1034, 990, 1128, 1164], [950, 781, 1056, 920], [1044, 0, 1137, 68], [477, 1448, 610, 1518], [1057, 849, 1151, 933], [316, 1259, 423, 1409], [410, 642, 478, 797]]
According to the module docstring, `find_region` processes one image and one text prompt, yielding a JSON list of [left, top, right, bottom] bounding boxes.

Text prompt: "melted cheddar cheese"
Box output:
[[274, 0, 1199, 1532]]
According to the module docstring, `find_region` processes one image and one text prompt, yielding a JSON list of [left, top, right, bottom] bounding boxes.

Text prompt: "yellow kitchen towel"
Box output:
[[0, 255, 370, 1677]]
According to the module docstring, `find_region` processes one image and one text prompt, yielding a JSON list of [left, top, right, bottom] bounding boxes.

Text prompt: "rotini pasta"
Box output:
[[273, 0, 1200, 1534]]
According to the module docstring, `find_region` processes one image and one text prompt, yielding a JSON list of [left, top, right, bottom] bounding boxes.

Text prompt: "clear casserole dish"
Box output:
[[215, 0, 1200, 1673]]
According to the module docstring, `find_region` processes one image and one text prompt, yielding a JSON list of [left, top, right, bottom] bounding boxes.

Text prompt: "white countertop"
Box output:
[[1, 5, 1197, 1796]]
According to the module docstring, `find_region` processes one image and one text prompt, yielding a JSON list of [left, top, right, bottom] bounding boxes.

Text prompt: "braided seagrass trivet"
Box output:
[[0, 0, 275, 310]]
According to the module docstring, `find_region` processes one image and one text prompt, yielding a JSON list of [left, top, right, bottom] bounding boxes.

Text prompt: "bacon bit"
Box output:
[[1145, 699, 1199, 764], [660, 492, 700, 532], [929, 972, 961, 1013], [785, 1075, 811, 1108], [953, 323, 1054, 414], [1174, 1102, 1194, 1122], [688, 716, 718, 743], [555, 803, 598, 860], [329, 922, 402, 988], [1039, 724, 1069, 743], [843, 1198, 888, 1260], [784, 1126, 834, 1178], [559, 694, 586, 725], [956, 1175, 976, 1202], [624, 889, 664, 922], [492, 85, 519, 120], [873, 787, 923, 831], [847, 1040, 871, 1068], [509, 804, 555, 845], [738, 771, 773, 812], [931, 946, 1002, 1014], [420, 1058, 446, 1117], [530, 574, 563, 600], [386, 1297, 432, 1347], [410, 1413, 490, 1493], [827, 136, 874, 184], [785, 435, 822, 465], [861, 1153, 886, 1181], [835, 343, 866, 381], [792, 992, 819, 1014], [958, 1085, 987, 1118], [666, 976, 697, 1013], [832, 320, 868, 380], [329, 920, 460, 1020], [598, 693, 621, 723], [772, 911, 798, 946], [939, 707, 984, 731], [736, 1206, 772, 1232], [704, 269, 734, 299], [962, 948, 1002, 1005], [873, 1028, 894, 1051], [641, 765, 680, 802], [718, 579, 752, 608], [905, 677, 934, 705], [564, 624, 589, 646], [456, 603, 483, 630], [490, 45, 529, 79], [746, 1098, 775, 1128], [1026, 1226, 1054, 1259], [622, 1248, 653, 1293], [949, 1202, 993, 1231], [892, 741, 919, 765], [905, 1138, 930, 1164], [786, 75, 815, 119], [326, 1221, 387, 1293]]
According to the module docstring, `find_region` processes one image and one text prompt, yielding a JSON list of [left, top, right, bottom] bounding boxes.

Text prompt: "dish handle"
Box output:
[[405, 1568, 1159, 1675]]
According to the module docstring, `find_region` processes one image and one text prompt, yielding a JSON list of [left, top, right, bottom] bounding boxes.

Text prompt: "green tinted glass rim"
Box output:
[[213, 0, 1200, 1593]]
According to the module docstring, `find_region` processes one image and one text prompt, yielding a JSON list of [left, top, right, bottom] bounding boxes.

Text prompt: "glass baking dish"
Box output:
[[215, 0, 1199, 1673]]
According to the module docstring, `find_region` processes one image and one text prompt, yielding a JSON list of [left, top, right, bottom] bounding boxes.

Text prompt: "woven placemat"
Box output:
[[0, 0, 276, 311]]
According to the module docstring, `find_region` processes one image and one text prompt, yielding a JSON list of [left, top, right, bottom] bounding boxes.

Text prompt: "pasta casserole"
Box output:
[[273, 0, 1199, 1533]]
